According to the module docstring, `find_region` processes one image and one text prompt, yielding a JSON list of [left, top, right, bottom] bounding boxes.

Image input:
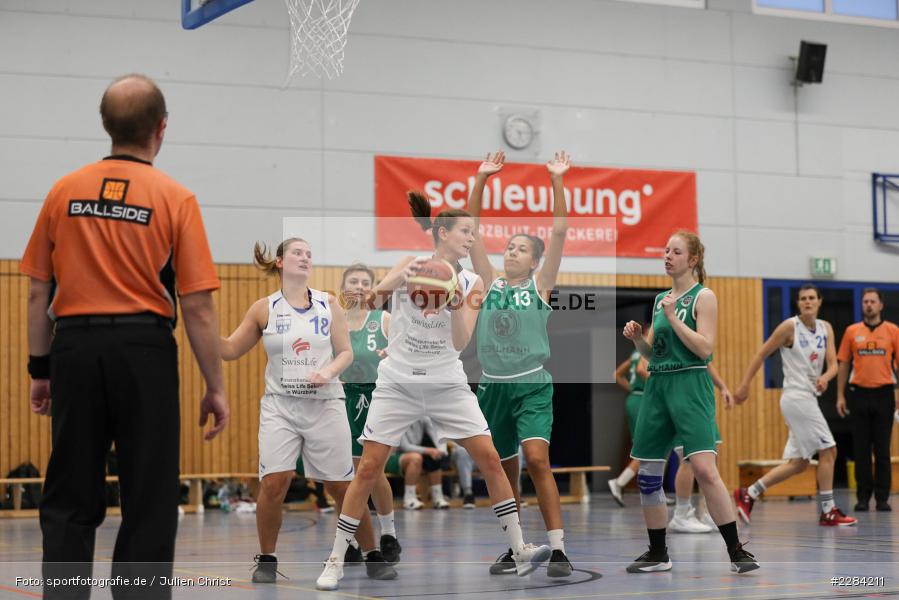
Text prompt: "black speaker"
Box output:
[[795, 41, 826, 84]]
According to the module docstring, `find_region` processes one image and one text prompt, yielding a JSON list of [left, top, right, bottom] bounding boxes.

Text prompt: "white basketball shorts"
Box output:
[[359, 379, 491, 448], [258, 393, 354, 481], [780, 390, 836, 460]]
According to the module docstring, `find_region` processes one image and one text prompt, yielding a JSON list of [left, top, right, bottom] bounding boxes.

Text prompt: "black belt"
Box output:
[[55, 313, 172, 330]]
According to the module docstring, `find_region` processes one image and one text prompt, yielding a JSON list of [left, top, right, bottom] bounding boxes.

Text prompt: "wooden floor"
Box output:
[[1, 491, 898, 599]]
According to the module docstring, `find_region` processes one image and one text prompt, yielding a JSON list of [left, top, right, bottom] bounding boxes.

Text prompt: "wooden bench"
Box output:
[[737, 460, 818, 498], [0, 473, 260, 518], [2, 465, 612, 516]]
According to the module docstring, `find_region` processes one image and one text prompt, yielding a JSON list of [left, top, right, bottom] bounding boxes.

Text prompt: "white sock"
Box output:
[[616, 467, 636, 488], [675, 496, 692, 516], [330, 514, 360, 561], [378, 512, 396, 537], [430, 484, 444, 501], [748, 480, 766, 500], [260, 553, 277, 559], [820, 490, 835, 513], [493, 499, 524, 553], [404, 485, 417, 500], [547, 529, 565, 552]]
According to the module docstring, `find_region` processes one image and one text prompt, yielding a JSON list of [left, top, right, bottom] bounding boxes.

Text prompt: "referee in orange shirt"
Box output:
[[836, 288, 899, 512], [21, 74, 229, 599]]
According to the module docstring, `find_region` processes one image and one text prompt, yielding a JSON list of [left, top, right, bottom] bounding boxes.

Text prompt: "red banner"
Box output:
[[374, 155, 696, 258]]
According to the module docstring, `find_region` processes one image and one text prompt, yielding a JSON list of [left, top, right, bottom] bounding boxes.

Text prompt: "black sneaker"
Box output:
[[626, 546, 672, 573], [380, 534, 402, 565], [344, 543, 364, 566], [463, 493, 476, 509], [876, 501, 892, 512], [729, 543, 760, 574], [365, 550, 398, 580], [546, 549, 573, 578], [251, 554, 281, 583], [855, 501, 870, 511], [489, 548, 516, 575]]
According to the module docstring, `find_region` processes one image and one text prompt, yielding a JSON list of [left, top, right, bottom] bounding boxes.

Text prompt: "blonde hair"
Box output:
[[253, 238, 307, 277], [672, 230, 706, 284]]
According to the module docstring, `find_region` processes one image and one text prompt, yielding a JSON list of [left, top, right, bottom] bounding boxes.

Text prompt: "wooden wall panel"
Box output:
[[2, 259, 897, 490]]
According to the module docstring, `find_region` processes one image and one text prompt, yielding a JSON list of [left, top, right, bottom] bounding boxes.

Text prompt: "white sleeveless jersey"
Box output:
[[780, 316, 827, 396], [379, 263, 478, 382], [262, 288, 344, 400]]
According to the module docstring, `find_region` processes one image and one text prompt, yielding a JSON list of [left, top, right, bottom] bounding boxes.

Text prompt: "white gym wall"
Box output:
[[1, 0, 898, 280]]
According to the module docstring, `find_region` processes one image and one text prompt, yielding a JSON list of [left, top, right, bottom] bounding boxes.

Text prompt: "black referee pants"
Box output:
[[847, 384, 895, 504], [40, 322, 180, 599]]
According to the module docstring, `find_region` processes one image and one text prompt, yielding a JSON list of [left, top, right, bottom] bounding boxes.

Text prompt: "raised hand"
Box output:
[[546, 151, 571, 177], [478, 151, 505, 177], [622, 320, 643, 341]]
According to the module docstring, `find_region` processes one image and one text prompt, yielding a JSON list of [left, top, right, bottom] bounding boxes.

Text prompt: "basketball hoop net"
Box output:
[[284, 0, 361, 81]]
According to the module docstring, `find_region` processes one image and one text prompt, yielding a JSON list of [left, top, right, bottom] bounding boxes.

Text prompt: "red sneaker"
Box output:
[[734, 488, 754, 524], [819, 507, 857, 527]]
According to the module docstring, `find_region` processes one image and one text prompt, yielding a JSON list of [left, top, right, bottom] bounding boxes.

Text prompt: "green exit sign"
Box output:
[[810, 257, 837, 278]]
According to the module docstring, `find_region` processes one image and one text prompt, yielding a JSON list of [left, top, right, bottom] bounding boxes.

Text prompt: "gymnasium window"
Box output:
[[754, 0, 899, 27], [762, 280, 899, 388]]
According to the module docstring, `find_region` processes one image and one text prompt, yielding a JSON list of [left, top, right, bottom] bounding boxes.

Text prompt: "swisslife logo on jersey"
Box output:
[[374, 155, 696, 258], [292, 338, 311, 354], [282, 338, 318, 367]]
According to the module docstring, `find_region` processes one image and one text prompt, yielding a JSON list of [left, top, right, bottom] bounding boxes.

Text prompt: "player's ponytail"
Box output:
[[408, 191, 434, 233], [674, 230, 705, 284], [253, 238, 307, 277], [407, 190, 472, 251]]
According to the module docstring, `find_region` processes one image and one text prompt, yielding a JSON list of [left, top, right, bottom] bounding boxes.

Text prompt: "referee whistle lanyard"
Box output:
[[354, 393, 369, 421]]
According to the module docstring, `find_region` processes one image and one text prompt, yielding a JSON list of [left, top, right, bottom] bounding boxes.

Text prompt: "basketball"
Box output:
[[407, 259, 458, 312]]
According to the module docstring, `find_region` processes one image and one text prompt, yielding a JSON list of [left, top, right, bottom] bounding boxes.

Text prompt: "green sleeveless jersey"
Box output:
[[649, 282, 711, 373], [476, 277, 552, 377], [628, 350, 646, 392], [341, 310, 388, 385]]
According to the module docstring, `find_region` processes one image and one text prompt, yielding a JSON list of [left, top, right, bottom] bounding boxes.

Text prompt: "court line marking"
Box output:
[[0, 584, 42, 598], [174, 566, 383, 600], [374, 580, 824, 600]]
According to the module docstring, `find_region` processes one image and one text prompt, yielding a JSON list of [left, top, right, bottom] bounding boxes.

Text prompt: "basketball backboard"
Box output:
[[181, 0, 255, 30]]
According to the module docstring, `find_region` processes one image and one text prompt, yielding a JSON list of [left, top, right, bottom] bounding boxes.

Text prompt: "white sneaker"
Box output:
[[432, 496, 450, 509], [696, 507, 717, 529], [608, 479, 625, 507], [513, 543, 551, 576], [315, 556, 344, 590], [403, 497, 423, 510], [668, 508, 714, 533]]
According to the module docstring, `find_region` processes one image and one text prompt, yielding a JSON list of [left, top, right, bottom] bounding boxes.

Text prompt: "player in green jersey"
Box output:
[[467, 150, 574, 577], [340, 264, 402, 565], [609, 350, 648, 506], [622, 231, 759, 575]]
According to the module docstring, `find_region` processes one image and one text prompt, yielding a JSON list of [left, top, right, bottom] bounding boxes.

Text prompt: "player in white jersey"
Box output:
[[732, 284, 856, 527], [220, 238, 396, 584], [315, 196, 551, 591]]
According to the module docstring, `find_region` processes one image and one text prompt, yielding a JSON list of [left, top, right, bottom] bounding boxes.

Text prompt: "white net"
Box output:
[[284, 0, 361, 81]]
